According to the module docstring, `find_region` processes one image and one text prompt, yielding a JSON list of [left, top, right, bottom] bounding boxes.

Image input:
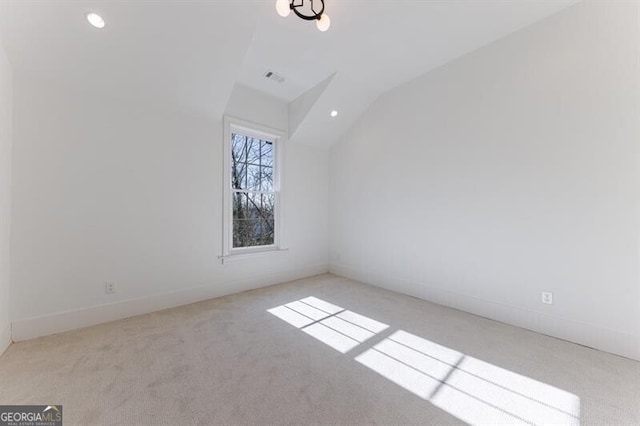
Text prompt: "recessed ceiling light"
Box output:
[[330, 110, 338, 118], [86, 12, 105, 29]]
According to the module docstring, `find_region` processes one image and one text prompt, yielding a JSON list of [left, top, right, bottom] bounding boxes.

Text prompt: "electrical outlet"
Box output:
[[541, 292, 553, 305], [105, 281, 117, 294]]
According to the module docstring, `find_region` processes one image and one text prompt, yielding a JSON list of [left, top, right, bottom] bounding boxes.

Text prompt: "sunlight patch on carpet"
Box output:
[[269, 298, 580, 425], [356, 330, 580, 425], [268, 297, 388, 353]]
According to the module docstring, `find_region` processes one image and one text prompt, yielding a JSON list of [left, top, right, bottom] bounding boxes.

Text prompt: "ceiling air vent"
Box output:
[[264, 70, 285, 84]]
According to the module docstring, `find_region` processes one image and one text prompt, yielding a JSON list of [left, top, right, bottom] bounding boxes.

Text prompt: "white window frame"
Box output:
[[222, 116, 287, 262]]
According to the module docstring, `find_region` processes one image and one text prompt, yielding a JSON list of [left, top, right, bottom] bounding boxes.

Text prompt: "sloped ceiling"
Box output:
[[0, 0, 259, 119], [0, 0, 578, 148]]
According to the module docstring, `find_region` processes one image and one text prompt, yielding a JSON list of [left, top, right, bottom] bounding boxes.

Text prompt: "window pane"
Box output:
[[247, 164, 261, 191], [232, 134, 247, 163], [233, 191, 275, 248], [233, 192, 254, 248], [247, 138, 261, 165], [262, 141, 273, 167], [233, 192, 247, 218], [232, 160, 246, 189], [261, 166, 274, 191], [262, 193, 275, 239], [247, 192, 260, 220], [262, 193, 275, 218], [234, 218, 257, 248]]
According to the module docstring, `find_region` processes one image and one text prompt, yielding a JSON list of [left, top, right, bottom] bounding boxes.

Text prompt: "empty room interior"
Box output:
[[0, 0, 639, 424]]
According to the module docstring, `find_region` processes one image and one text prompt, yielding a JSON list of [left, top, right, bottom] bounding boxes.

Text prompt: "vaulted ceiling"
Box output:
[[0, 0, 578, 148]]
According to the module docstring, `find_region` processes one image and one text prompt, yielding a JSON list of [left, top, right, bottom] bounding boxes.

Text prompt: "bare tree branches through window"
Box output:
[[231, 133, 275, 248]]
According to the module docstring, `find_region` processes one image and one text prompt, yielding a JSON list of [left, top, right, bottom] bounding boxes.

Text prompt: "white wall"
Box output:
[[330, 1, 640, 360], [226, 84, 289, 132], [10, 78, 329, 340], [0, 32, 12, 354]]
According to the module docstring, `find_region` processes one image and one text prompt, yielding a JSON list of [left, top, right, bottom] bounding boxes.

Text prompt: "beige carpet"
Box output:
[[0, 274, 638, 425]]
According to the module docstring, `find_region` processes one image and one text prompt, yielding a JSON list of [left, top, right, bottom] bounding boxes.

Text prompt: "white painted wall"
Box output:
[[0, 32, 12, 353], [226, 84, 289, 132], [10, 78, 329, 340], [330, 1, 640, 360]]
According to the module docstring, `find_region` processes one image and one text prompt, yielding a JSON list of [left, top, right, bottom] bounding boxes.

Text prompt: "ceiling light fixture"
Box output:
[[86, 12, 105, 29], [330, 110, 338, 117], [275, 0, 331, 32]]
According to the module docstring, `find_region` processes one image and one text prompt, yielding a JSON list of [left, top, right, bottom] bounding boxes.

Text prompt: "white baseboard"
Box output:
[[330, 263, 640, 361], [12, 264, 329, 342], [0, 322, 10, 356]]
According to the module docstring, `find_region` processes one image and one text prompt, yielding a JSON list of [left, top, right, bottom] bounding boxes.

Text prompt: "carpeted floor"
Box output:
[[0, 274, 638, 425]]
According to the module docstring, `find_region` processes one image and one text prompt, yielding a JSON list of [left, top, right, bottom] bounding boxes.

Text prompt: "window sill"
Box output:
[[219, 247, 289, 264]]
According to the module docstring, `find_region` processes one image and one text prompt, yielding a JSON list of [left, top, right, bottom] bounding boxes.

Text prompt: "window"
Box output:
[[223, 117, 285, 259], [231, 133, 275, 247]]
